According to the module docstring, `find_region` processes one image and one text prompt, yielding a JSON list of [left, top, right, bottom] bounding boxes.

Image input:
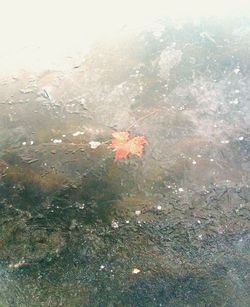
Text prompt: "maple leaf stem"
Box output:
[[102, 108, 160, 148], [126, 108, 160, 132]]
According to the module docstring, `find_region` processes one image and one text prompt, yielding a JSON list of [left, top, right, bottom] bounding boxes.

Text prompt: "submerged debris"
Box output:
[[132, 268, 141, 274], [52, 139, 62, 144], [72, 131, 85, 137], [89, 141, 101, 149], [111, 220, 119, 229]]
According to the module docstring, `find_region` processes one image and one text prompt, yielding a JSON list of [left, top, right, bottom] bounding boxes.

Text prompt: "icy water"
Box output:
[[0, 17, 250, 306]]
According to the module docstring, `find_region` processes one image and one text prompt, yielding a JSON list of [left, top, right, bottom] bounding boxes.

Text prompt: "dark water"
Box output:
[[0, 17, 250, 306]]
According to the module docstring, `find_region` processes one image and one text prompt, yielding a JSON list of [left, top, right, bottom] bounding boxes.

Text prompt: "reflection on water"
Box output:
[[0, 17, 250, 306]]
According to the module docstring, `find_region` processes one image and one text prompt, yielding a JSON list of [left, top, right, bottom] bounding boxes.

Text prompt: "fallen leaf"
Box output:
[[108, 131, 148, 161]]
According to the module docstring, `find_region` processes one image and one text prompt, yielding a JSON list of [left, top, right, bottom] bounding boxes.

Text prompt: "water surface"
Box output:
[[0, 17, 249, 306]]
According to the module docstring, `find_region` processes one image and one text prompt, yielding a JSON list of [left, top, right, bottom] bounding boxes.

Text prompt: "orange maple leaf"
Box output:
[[108, 131, 148, 161]]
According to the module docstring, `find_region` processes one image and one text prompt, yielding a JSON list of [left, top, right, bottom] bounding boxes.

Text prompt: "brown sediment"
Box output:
[[4, 165, 70, 193]]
